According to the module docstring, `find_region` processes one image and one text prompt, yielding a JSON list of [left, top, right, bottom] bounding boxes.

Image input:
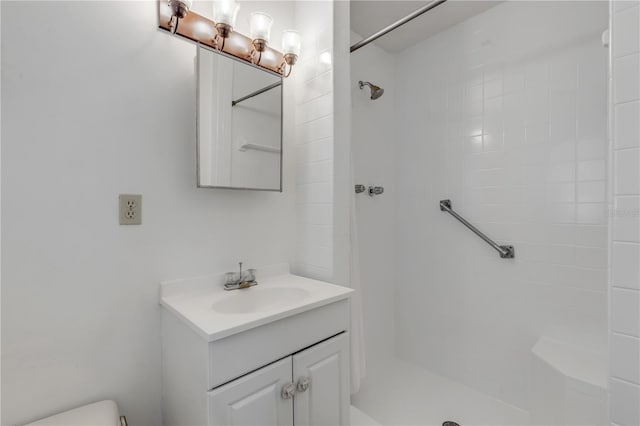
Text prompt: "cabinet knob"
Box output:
[[281, 382, 296, 399], [296, 376, 311, 392]]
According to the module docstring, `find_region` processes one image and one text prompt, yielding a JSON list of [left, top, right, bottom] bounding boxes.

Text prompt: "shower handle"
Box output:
[[368, 186, 384, 196]]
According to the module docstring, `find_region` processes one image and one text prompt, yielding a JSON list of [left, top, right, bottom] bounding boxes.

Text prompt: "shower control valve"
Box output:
[[368, 186, 384, 196]]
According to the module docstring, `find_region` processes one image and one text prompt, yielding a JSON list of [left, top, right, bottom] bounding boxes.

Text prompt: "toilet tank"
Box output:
[[23, 400, 123, 426]]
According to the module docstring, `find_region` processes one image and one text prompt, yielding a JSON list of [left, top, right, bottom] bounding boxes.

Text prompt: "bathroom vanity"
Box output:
[[160, 265, 353, 426]]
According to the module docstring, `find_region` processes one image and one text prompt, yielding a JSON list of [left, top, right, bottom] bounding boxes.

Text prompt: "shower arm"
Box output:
[[439, 200, 515, 259]]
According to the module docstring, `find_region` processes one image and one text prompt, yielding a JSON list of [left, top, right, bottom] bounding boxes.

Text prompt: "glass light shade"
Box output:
[[282, 30, 301, 56], [182, 0, 193, 10], [213, 0, 240, 27], [249, 12, 273, 42]]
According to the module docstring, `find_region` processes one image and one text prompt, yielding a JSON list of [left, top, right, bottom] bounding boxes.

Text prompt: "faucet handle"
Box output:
[[247, 268, 257, 281]]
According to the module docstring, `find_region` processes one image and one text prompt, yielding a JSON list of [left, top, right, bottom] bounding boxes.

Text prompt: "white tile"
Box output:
[[296, 138, 332, 164], [547, 183, 575, 202], [614, 0, 640, 12], [484, 79, 502, 99], [614, 6, 640, 58], [570, 267, 607, 291], [549, 57, 578, 92], [296, 244, 332, 270], [613, 242, 640, 289], [611, 288, 640, 337], [468, 84, 483, 103], [574, 225, 608, 248], [577, 203, 606, 225], [577, 139, 607, 162], [549, 203, 576, 224], [297, 160, 332, 184], [296, 182, 333, 204], [549, 116, 576, 145], [296, 94, 333, 125], [613, 196, 640, 242], [525, 90, 549, 124], [503, 66, 525, 93], [549, 91, 576, 121], [614, 53, 640, 104], [301, 115, 333, 143], [578, 160, 606, 181], [611, 333, 640, 384], [615, 101, 640, 149], [615, 149, 640, 195], [549, 141, 576, 163], [525, 122, 549, 145], [611, 378, 640, 425], [296, 203, 332, 226], [578, 181, 606, 203], [549, 244, 577, 265], [549, 163, 576, 183], [297, 70, 333, 104], [575, 247, 607, 269], [525, 61, 549, 89]]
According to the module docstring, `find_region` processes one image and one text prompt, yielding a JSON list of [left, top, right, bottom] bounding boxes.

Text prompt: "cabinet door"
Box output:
[[293, 333, 350, 426], [208, 357, 294, 426]]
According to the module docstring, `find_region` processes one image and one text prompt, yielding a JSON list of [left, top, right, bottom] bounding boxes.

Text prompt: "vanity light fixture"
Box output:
[[280, 30, 301, 77], [158, 0, 300, 77], [167, 0, 192, 34], [213, 0, 240, 51], [249, 12, 273, 64]]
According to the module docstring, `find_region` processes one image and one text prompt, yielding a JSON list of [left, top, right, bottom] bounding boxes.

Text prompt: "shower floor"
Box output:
[[351, 357, 529, 426]]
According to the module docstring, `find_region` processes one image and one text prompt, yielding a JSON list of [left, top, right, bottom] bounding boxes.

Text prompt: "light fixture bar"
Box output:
[[350, 0, 448, 53], [157, 0, 285, 74]]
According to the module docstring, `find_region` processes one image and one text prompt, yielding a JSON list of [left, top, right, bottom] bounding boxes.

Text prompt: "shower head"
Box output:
[[359, 80, 384, 100]]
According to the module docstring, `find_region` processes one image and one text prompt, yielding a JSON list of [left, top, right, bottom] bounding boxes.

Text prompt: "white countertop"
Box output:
[[160, 264, 353, 342]]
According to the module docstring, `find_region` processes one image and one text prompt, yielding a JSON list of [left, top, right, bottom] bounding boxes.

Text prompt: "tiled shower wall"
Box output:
[[292, 1, 334, 281], [609, 1, 640, 424], [394, 2, 609, 409]]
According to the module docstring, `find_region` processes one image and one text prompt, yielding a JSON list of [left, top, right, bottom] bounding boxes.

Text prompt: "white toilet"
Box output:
[[23, 400, 125, 426]]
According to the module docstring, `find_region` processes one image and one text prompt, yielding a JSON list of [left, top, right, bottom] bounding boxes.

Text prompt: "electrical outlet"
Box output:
[[119, 194, 142, 225]]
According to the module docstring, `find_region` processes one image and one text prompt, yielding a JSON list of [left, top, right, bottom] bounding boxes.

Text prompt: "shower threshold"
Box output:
[[351, 357, 529, 426]]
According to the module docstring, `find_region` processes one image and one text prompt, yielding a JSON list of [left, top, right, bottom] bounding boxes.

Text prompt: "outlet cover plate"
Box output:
[[119, 194, 142, 225]]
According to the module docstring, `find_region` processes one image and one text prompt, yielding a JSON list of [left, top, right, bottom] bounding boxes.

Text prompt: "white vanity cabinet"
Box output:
[[160, 271, 353, 426], [208, 333, 349, 426]]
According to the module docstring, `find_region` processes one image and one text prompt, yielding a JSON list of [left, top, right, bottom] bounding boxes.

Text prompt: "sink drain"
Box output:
[[442, 422, 460, 426]]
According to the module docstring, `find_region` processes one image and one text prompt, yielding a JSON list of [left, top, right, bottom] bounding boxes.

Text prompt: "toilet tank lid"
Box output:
[[23, 400, 121, 426]]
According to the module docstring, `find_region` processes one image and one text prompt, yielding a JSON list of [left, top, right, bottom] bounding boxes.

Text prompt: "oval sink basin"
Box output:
[[211, 286, 312, 314]]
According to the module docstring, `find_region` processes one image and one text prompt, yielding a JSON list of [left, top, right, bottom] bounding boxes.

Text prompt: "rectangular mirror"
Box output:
[[197, 44, 283, 191]]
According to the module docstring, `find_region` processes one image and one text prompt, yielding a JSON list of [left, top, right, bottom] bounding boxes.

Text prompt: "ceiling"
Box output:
[[350, 0, 501, 53]]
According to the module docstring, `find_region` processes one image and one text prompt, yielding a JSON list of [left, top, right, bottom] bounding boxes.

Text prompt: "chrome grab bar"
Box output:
[[439, 200, 515, 259]]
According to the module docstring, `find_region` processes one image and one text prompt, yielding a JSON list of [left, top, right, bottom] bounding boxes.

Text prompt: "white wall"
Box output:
[[292, 1, 335, 282], [350, 36, 396, 369], [1, 1, 296, 425], [392, 1, 609, 409], [1, 0, 3, 419], [609, 1, 640, 424]]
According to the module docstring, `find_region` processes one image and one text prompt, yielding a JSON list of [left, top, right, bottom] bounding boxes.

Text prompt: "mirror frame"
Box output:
[[196, 43, 284, 192]]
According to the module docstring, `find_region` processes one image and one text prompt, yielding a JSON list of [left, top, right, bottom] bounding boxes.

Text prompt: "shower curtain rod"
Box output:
[[350, 0, 448, 53]]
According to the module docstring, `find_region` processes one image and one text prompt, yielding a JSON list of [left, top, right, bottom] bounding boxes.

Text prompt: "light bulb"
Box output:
[[250, 12, 273, 43], [213, 0, 240, 27], [282, 30, 301, 56]]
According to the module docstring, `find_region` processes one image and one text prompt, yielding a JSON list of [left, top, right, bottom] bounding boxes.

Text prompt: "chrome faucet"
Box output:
[[223, 262, 258, 291]]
